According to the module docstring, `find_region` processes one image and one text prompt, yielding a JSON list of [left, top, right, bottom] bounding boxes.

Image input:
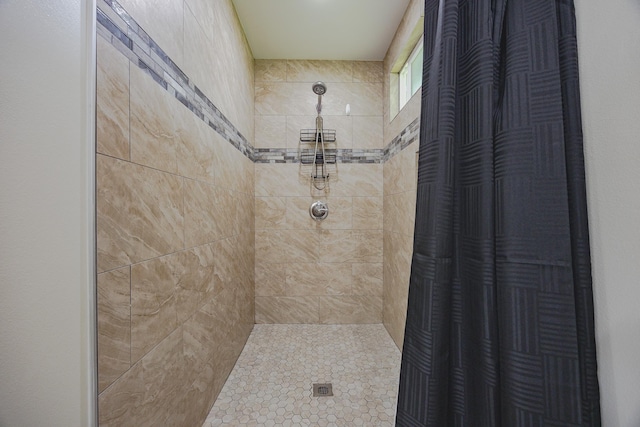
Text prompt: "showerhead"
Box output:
[[312, 81, 327, 96], [313, 82, 327, 115]]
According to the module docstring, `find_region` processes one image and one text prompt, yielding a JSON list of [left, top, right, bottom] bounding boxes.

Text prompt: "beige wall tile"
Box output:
[[184, 6, 218, 108], [97, 155, 184, 272], [386, 91, 422, 145], [318, 295, 382, 324], [184, 0, 215, 41], [287, 115, 352, 149], [255, 115, 286, 148], [255, 263, 286, 296], [286, 60, 353, 83], [176, 106, 217, 184], [352, 263, 383, 297], [98, 0, 255, 423], [286, 115, 318, 148], [97, 37, 130, 160], [279, 229, 318, 263], [184, 179, 233, 247], [255, 296, 319, 324], [383, 150, 401, 195], [118, 0, 184, 67], [237, 231, 256, 281], [287, 197, 352, 230], [401, 190, 417, 237], [240, 155, 256, 196], [352, 61, 384, 83], [353, 116, 383, 149], [255, 230, 284, 264], [255, 59, 287, 82], [229, 190, 249, 237], [255, 197, 287, 230], [384, 191, 416, 237], [327, 82, 383, 116], [285, 262, 352, 296], [215, 138, 253, 193], [129, 65, 179, 174], [174, 245, 216, 323], [330, 164, 383, 197], [239, 192, 256, 234], [99, 327, 187, 426], [139, 327, 188, 426], [257, 81, 382, 117], [352, 230, 384, 263], [98, 360, 145, 427], [177, 357, 217, 426], [352, 197, 383, 230], [255, 82, 314, 116], [316, 230, 355, 263], [209, 0, 255, 141], [384, 140, 418, 195], [255, 163, 311, 197], [212, 236, 241, 296], [383, 231, 412, 350], [182, 307, 216, 385], [130, 254, 179, 363], [254, 57, 385, 326], [97, 267, 131, 393]]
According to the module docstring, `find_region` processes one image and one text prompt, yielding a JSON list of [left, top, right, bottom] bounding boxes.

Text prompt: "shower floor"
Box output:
[[202, 324, 401, 426]]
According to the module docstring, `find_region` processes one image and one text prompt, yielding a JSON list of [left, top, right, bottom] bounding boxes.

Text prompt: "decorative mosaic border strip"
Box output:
[[382, 117, 421, 162], [253, 148, 384, 164], [96, 0, 420, 165], [96, 0, 254, 160], [253, 116, 420, 164]]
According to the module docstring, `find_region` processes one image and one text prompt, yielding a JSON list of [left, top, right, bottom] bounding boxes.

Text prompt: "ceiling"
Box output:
[[231, 0, 411, 61]]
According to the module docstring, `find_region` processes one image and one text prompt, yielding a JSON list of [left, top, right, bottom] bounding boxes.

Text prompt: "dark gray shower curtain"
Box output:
[[396, 0, 601, 425]]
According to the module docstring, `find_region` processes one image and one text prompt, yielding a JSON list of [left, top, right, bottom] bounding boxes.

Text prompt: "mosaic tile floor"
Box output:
[[202, 324, 402, 426]]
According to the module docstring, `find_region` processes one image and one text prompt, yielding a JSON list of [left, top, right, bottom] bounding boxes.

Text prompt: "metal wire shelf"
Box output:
[[299, 149, 337, 165], [299, 129, 336, 143]]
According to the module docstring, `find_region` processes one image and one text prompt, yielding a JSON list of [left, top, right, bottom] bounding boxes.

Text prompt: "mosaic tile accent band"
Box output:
[[96, 0, 419, 164], [382, 117, 421, 163], [253, 148, 384, 164], [96, 0, 254, 160]]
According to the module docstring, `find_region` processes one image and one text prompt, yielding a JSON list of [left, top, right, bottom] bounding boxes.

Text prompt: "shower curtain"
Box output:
[[396, 0, 601, 425]]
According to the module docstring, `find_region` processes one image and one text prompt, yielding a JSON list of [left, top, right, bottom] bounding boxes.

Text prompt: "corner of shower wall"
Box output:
[[382, 0, 425, 351], [95, 0, 255, 425]]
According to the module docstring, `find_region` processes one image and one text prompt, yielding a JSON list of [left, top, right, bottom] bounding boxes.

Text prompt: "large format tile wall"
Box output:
[[95, 0, 255, 425], [254, 60, 386, 324], [382, 0, 425, 350]]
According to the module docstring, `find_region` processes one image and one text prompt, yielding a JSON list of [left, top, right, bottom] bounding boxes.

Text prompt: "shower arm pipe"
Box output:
[[316, 95, 323, 115], [314, 114, 326, 180]]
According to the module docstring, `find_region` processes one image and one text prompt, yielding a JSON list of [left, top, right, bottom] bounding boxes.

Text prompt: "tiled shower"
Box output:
[[96, 0, 424, 425]]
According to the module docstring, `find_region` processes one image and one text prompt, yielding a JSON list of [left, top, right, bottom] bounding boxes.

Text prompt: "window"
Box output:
[[398, 37, 423, 110]]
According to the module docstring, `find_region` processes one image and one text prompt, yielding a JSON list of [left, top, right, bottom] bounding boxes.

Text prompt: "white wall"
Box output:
[[576, 1, 640, 426], [0, 0, 96, 426]]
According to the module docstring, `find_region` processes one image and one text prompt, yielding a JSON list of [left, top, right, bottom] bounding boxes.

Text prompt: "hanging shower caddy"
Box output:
[[299, 81, 336, 190]]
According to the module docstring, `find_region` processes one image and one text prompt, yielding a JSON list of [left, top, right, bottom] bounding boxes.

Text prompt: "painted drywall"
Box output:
[[0, 0, 96, 426], [576, 1, 640, 426]]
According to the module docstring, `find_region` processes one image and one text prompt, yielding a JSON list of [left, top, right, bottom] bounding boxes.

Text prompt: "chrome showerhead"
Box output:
[[312, 81, 327, 96], [313, 82, 326, 115]]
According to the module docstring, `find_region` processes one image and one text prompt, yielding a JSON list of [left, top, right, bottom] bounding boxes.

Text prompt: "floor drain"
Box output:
[[312, 383, 333, 397]]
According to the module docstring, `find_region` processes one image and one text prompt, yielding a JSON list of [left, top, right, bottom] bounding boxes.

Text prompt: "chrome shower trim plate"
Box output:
[[309, 200, 329, 221]]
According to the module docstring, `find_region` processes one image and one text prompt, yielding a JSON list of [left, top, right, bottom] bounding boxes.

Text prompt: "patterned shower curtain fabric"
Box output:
[[396, 0, 601, 426]]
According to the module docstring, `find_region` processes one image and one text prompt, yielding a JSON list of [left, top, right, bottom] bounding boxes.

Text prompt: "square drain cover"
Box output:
[[312, 383, 333, 397]]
